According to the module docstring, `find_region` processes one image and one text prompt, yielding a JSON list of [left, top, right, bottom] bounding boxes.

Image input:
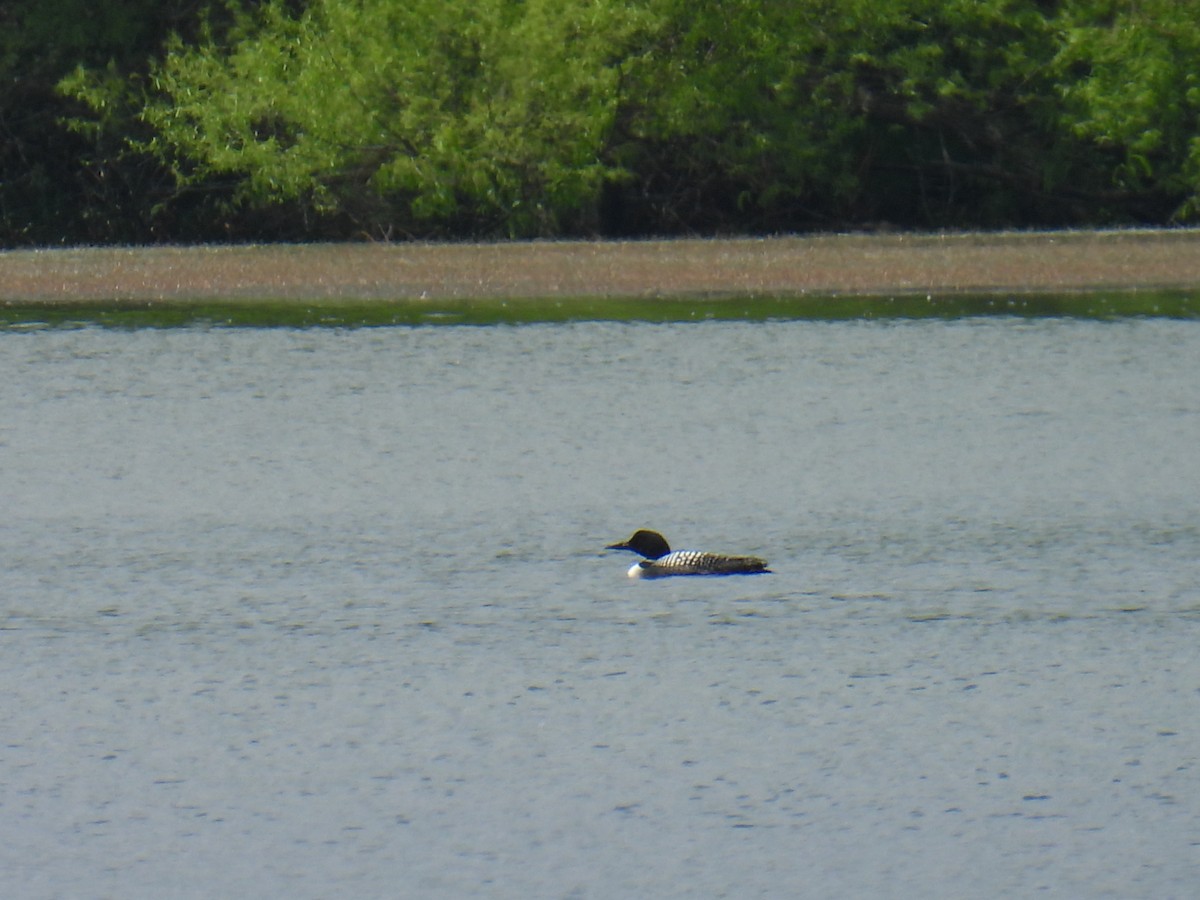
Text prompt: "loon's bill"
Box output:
[[606, 529, 770, 579]]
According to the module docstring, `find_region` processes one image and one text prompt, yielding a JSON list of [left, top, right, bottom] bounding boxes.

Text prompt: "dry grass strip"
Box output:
[[2, 229, 1199, 304]]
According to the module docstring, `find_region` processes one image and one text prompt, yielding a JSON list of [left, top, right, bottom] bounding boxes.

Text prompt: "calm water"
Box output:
[[2, 318, 1199, 897]]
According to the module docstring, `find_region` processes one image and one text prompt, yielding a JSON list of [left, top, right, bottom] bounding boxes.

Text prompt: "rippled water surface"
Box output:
[[3, 318, 1199, 897]]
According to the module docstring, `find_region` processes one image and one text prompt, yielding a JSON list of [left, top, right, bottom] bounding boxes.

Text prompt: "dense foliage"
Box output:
[[4, 0, 1200, 244]]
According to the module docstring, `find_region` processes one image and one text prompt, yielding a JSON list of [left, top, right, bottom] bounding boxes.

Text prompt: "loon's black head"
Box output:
[[606, 529, 672, 560]]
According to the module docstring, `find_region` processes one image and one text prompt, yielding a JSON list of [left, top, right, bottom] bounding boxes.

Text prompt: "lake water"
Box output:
[[2, 317, 1199, 897]]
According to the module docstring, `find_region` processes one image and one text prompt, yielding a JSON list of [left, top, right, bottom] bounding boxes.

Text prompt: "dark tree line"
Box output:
[[4, 0, 1200, 245]]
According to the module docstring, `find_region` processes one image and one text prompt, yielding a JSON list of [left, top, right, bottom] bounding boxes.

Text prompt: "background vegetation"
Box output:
[[4, 0, 1200, 244]]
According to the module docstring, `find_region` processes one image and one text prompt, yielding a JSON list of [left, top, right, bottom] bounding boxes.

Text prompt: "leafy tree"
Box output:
[[838, 0, 1076, 227], [1056, 0, 1200, 221], [606, 0, 867, 232], [108, 0, 656, 238]]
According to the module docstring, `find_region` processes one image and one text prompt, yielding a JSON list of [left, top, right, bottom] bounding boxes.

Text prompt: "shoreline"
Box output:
[[3, 229, 1200, 304]]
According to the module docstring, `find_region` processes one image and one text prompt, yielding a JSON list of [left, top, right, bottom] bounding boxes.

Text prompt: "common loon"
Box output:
[[606, 529, 770, 579]]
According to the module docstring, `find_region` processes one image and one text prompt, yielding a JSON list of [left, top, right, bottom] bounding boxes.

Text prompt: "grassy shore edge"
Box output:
[[2, 230, 1200, 305]]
